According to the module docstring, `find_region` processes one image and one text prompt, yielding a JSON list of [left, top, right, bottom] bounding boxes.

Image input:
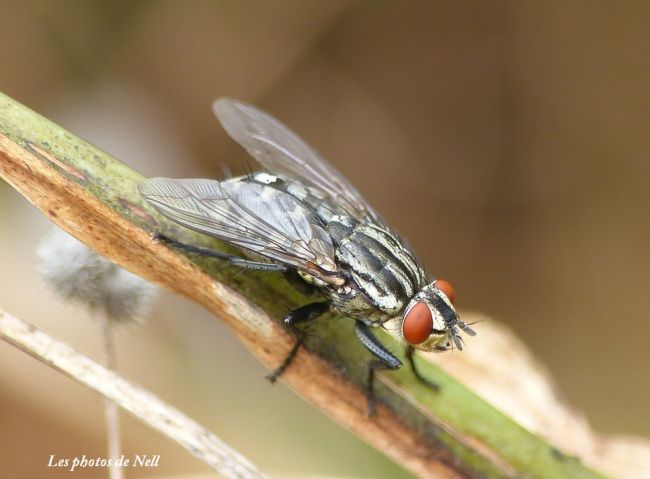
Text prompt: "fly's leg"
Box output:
[[154, 234, 287, 272], [155, 232, 327, 382], [266, 301, 331, 383], [405, 345, 440, 391], [354, 320, 402, 416]]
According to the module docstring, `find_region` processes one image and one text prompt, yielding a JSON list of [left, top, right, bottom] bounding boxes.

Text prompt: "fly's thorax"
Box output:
[[249, 172, 280, 185], [325, 214, 356, 243], [329, 217, 426, 317], [256, 173, 347, 224]]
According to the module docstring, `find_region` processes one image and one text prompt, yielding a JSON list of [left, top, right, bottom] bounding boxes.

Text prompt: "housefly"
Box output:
[[138, 99, 475, 414]]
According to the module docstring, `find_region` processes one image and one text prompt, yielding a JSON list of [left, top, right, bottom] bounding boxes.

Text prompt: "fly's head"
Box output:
[[400, 280, 476, 351]]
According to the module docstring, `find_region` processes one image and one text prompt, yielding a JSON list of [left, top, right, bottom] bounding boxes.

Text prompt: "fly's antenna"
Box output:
[[447, 330, 457, 354], [450, 326, 465, 351], [448, 315, 476, 351], [456, 319, 478, 337]]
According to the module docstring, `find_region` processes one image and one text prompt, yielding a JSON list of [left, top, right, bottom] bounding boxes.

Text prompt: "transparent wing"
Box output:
[[213, 98, 383, 224], [139, 178, 339, 276]]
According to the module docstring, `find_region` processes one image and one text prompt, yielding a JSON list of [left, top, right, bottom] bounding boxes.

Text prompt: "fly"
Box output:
[[138, 98, 476, 415]]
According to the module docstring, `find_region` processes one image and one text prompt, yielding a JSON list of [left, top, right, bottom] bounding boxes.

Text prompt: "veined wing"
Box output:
[[139, 178, 339, 277], [213, 98, 383, 224]]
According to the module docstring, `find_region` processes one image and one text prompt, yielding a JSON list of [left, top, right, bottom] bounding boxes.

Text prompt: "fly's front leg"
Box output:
[[354, 320, 402, 416], [266, 301, 331, 383], [154, 234, 287, 272], [405, 345, 440, 391]]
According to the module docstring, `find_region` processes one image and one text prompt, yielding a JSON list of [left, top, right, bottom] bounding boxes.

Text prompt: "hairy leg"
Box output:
[[405, 345, 440, 391], [154, 233, 287, 272], [354, 320, 402, 416], [266, 301, 331, 382]]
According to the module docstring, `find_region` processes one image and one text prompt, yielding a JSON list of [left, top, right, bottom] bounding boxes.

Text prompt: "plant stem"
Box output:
[[101, 314, 123, 479]]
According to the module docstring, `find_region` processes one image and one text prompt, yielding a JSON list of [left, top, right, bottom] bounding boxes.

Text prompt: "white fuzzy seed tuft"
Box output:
[[36, 227, 157, 323]]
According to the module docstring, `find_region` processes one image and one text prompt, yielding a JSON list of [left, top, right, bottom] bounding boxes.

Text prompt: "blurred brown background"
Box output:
[[1, 1, 649, 477]]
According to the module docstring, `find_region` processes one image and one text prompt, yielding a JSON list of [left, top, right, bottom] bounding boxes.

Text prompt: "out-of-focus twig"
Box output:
[[0, 308, 267, 479], [101, 313, 123, 479]]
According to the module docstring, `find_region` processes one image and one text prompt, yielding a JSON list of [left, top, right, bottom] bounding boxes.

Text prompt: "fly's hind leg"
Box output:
[[354, 320, 402, 417], [266, 301, 331, 383], [156, 232, 327, 383], [405, 345, 440, 391], [153, 233, 288, 272]]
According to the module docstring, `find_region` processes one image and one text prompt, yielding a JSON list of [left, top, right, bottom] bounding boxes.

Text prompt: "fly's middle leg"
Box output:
[[266, 301, 331, 383], [405, 345, 440, 391], [354, 320, 402, 416]]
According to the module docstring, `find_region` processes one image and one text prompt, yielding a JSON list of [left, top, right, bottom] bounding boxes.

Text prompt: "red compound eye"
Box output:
[[402, 302, 433, 345], [436, 279, 456, 304]]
